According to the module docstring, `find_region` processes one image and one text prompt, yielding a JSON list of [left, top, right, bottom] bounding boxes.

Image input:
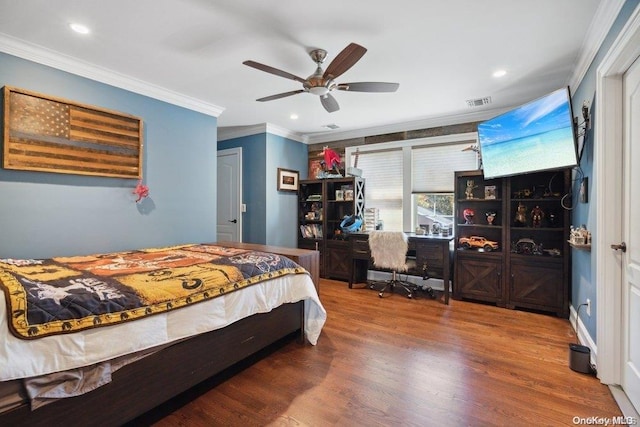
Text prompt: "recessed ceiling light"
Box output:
[[290, 114, 299, 120], [492, 69, 507, 78], [69, 23, 90, 35]]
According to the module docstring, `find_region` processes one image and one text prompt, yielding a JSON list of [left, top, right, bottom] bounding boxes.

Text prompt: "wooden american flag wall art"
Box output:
[[2, 86, 143, 179]]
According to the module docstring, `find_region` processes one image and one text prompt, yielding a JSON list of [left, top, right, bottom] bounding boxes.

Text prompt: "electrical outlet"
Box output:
[[586, 299, 591, 316]]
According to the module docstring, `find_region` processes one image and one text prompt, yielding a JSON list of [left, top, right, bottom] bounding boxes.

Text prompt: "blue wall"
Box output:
[[571, 0, 640, 341], [218, 132, 307, 247], [265, 133, 308, 247], [0, 53, 218, 258]]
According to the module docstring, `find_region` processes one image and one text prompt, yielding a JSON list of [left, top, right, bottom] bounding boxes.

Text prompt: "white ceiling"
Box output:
[[0, 0, 612, 143]]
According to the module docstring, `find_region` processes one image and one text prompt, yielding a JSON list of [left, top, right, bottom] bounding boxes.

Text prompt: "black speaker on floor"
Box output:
[[569, 343, 592, 374]]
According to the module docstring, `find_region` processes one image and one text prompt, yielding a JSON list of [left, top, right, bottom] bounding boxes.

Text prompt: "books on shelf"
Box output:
[[300, 224, 323, 239]]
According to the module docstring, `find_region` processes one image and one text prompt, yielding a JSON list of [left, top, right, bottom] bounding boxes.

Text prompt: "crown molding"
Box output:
[[265, 123, 305, 143], [568, 0, 627, 91], [0, 33, 225, 118], [218, 123, 305, 143]]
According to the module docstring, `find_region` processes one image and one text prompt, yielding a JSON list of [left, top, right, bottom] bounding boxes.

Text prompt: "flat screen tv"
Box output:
[[477, 87, 578, 179]]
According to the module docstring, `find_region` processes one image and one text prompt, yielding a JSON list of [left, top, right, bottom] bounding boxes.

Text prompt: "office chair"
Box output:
[[368, 231, 416, 298]]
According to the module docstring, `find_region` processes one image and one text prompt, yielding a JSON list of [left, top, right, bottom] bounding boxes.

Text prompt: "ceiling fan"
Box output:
[[243, 43, 399, 113]]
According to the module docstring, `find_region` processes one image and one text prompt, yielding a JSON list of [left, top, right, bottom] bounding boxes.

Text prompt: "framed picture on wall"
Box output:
[[277, 168, 299, 192]]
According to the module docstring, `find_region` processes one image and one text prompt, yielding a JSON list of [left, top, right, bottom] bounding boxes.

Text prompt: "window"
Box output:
[[347, 133, 478, 232], [411, 140, 477, 230], [414, 193, 454, 232], [353, 148, 403, 231]]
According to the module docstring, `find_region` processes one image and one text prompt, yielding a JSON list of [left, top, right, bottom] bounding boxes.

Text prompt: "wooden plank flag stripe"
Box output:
[[3, 86, 143, 178]]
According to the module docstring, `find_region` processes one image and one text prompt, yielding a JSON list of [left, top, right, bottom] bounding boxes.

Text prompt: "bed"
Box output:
[[0, 242, 325, 426]]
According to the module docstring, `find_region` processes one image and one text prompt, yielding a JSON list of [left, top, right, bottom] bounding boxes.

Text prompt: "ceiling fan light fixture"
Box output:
[[309, 86, 330, 96]]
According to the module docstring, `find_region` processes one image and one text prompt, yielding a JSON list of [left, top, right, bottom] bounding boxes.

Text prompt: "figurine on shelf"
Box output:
[[465, 180, 477, 199], [530, 205, 545, 228], [485, 211, 497, 225], [514, 203, 527, 227], [432, 222, 442, 234], [463, 208, 475, 224], [570, 225, 590, 245]]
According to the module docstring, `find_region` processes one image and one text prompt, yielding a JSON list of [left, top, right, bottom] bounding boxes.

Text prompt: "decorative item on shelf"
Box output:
[[463, 208, 475, 224], [485, 211, 497, 225], [465, 179, 477, 199], [415, 226, 426, 235], [459, 236, 499, 252], [347, 148, 363, 177], [547, 210, 558, 227], [530, 205, 545, 228], [432, 222, 442, 235], [335, 190, 344, 201], [513, 188, 533, 198], [340, 214, 363, 233], [514, 203, 527, 227], [484, 185, 497, 199], [569, 225, 591, 245], [343, 189, 354, 201], [315, 146, 343, 178], [512, 238, 543, 255], [308, 159, 324, 180]]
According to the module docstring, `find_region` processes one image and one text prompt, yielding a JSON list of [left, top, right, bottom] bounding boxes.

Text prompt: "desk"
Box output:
[[347, 233, 454, 304]]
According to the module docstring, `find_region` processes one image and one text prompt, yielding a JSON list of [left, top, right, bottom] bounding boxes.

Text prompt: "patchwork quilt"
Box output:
[[0, 244, 307, 339]]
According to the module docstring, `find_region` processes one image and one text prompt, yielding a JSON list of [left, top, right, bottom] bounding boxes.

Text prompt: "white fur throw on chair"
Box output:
[[369, 231, 409, 272]]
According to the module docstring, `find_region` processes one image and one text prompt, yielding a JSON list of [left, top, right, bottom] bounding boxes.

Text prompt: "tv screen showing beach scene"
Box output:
[[478, 87, 578, 179]]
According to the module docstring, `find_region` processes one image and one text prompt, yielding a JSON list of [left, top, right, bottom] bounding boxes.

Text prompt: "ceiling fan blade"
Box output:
[[243, 60, 307, 84], [320, 94, 340, 113], [337, 82, 400, 92], [323, 43, 367, 80], [256, 90, 305, 102]]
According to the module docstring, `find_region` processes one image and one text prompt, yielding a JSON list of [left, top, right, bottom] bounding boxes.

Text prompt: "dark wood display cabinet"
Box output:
[[298, 177, 364, 280], [453, 169, 571, 317]]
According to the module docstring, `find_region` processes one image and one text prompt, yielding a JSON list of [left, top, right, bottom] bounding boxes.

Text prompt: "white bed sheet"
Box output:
[[0, 273, 326, 382]]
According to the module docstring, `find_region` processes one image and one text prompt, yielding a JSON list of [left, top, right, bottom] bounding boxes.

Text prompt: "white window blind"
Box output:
[[353, 149, 403, 231], [412, 141, 478, 192]]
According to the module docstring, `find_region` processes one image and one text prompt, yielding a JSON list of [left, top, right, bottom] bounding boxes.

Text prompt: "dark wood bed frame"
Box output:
[[0, 244, 320, 427]]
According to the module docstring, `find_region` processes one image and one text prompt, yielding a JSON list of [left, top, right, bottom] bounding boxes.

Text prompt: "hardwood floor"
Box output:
[[138, 279, 621, 426]]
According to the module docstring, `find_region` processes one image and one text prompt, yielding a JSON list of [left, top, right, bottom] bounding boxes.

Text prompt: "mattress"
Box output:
[[0, 272, 326, 382]]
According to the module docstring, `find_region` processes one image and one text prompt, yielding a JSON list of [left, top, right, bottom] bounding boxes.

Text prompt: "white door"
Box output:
[[216, 148, 242, 242], [621, 55, 640, 412]]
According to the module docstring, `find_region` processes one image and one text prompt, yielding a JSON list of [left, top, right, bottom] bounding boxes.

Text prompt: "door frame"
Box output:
[[596, 6, 640, 385], [217, 147, 243, 242]]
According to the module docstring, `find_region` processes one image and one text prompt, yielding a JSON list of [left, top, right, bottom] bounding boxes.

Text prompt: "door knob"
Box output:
[[228, 219, 237, 223], [610, 242, 627, 252]]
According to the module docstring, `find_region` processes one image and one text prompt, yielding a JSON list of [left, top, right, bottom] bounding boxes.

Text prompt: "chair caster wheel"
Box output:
[[407, 294, 413, 299], [378, 292, 383, 298], [426, 288, 436, 299]]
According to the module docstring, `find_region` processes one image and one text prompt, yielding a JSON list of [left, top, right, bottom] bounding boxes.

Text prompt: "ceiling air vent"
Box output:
[[466, 97, 492, 108], [322, 124, 340, 130]]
